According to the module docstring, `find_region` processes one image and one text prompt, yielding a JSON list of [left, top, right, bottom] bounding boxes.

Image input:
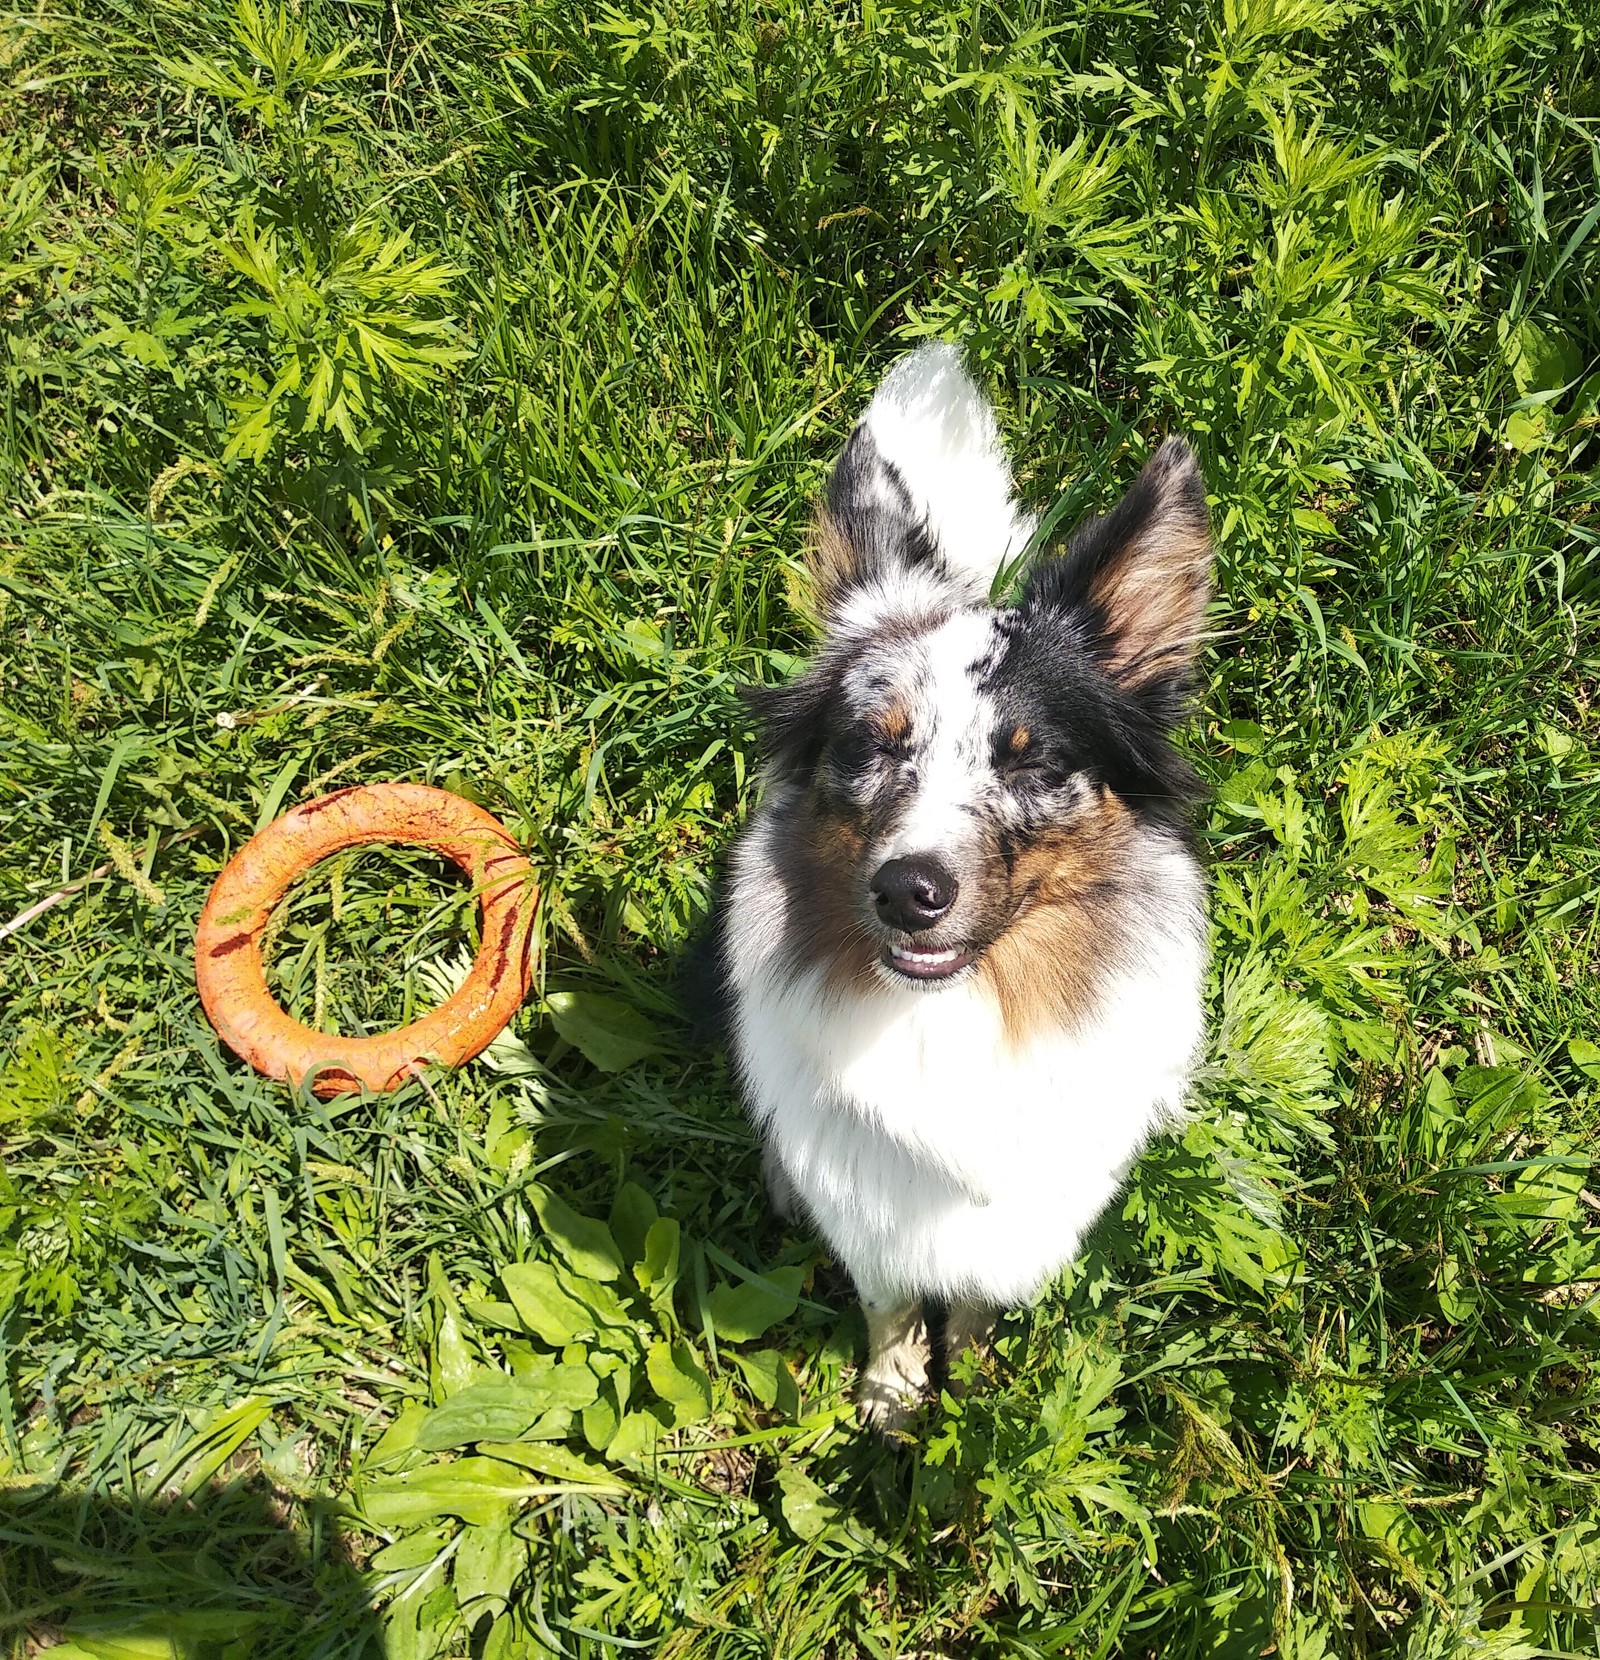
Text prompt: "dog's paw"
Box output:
[[856, 1375, 924, 1437]]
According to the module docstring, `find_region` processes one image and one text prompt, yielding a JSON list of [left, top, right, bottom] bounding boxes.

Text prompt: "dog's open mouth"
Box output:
[[883, 943, 977, 982]]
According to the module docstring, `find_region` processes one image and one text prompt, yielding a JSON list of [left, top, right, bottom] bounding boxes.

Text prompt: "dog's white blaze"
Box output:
[[859, 342, 1034, 595], [726, 828, 1206, 1306], [878, 610, 999, 866]]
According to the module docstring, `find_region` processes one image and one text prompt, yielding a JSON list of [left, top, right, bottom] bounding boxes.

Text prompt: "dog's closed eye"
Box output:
[[994, 724, 1041, 773], [868, 706, 914, 761], [829, 716, 912, 774]]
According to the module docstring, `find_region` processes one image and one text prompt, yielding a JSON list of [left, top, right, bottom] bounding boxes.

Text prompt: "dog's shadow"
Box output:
[[0, 1477, 381, 1659]]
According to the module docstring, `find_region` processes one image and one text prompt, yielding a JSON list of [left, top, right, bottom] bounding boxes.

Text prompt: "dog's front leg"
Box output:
[[857, 1298, 932, 1433], [940, 1299, 997, 1393]]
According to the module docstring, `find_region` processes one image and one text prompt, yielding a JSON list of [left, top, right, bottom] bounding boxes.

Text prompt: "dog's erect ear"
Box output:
[[1022, 439, 1212, 696], [807, 343, 1033, 622]]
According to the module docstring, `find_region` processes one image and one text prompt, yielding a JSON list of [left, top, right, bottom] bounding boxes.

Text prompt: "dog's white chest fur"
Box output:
[[725, 808, 1207, 1307]]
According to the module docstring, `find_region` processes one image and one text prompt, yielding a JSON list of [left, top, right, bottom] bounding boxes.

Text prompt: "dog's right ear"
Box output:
[[806, 343, 1032, 624]]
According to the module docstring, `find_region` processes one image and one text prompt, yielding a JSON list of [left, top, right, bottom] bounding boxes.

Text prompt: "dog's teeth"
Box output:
[[891, 946, 957, 964]]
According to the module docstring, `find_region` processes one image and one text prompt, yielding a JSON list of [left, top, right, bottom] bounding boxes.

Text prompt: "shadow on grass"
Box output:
[[0, 1478, 381, 1660]]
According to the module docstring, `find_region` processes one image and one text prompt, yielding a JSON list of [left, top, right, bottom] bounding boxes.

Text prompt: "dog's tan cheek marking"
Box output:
[[773, 791, 879, 991], [979, 790, 1135, 1047]]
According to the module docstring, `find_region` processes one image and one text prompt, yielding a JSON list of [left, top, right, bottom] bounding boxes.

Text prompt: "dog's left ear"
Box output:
[[1022, 439, 1212, 695]]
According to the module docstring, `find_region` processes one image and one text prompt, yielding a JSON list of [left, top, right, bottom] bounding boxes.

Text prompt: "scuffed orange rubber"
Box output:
[[195, 783, 538, 1097]]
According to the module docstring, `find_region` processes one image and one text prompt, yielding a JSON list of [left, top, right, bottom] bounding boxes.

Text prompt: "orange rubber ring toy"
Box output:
[[195, 783, 539, 1098]]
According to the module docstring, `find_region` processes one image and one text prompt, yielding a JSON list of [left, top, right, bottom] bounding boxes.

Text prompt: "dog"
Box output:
[[704, 343, 1212, 1431]]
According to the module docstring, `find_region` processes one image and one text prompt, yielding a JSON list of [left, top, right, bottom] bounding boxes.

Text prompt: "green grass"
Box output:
[[3, 0, 1599, 1653]]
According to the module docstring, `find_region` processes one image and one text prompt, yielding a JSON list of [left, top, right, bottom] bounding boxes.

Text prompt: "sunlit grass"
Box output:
[[2, 0, 1598, 1655]]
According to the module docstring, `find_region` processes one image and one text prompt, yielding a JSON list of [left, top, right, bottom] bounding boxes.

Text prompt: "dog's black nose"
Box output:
[[871, 856, 958, 933]]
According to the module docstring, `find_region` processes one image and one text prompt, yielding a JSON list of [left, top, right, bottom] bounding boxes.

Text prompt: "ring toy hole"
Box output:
[[194, 783, 539, 1097], [263, 845, 475, 1036]]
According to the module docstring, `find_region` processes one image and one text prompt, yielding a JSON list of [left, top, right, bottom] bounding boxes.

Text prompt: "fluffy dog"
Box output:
[[706, 343, 1212, 1430]]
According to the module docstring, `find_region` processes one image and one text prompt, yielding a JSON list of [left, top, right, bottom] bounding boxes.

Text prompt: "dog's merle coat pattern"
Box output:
[[709, 344, 1213, 1430]]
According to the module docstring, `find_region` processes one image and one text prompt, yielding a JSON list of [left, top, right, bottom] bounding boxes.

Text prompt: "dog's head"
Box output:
[[749, 345, 1212, 1034]]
